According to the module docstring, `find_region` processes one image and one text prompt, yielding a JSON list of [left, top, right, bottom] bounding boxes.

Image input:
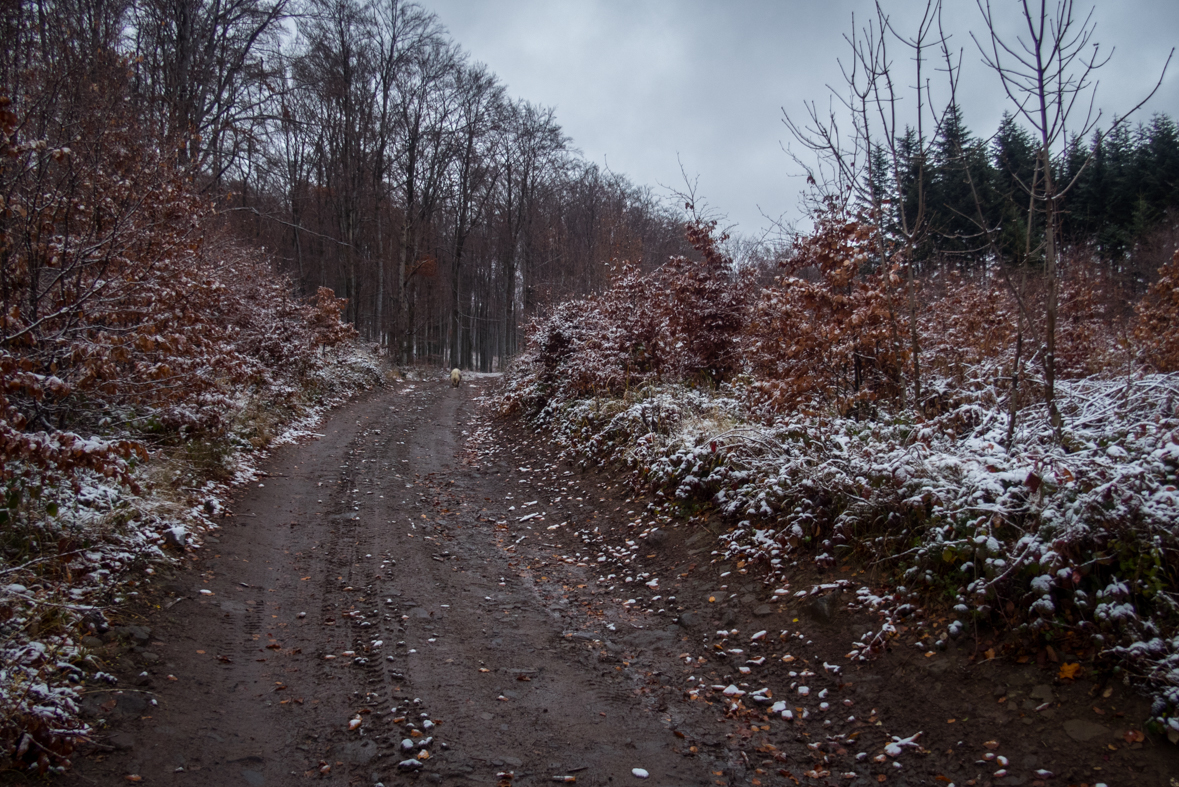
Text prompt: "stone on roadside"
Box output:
[[801, 595, 836, 624], [1063, 719, 1108, 743]]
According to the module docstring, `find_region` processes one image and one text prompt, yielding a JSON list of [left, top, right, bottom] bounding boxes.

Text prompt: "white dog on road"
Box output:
[[450, 368, 461, 387]]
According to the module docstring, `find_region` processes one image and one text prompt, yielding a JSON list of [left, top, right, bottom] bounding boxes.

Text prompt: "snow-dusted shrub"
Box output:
[[517, 373, 1179, 735], [498, 208, 1179, 738], [0, 341, 378, 772], [0, 68, 358, 493], [499, 221, 751, 419]]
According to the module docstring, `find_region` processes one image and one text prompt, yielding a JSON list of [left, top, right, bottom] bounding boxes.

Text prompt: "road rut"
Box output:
[[64, 378, 711, 786]]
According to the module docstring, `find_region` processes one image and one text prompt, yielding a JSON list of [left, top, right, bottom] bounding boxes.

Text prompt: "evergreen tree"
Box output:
[[863, 142, 896, 272], [895, 127, 933, 266], [1061, 130, 1099, 243], [929, 103, 994, 262], [1142, 114, 1179, 216], [990, 112, 1039, 264]]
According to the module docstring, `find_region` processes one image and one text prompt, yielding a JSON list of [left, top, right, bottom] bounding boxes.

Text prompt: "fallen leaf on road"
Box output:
[[1059, 662, 1081, 680]]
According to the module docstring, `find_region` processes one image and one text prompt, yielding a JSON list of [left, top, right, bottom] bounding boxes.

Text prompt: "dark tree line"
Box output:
[[879, 105, 1179, 281], [1, 0, 691, 371]]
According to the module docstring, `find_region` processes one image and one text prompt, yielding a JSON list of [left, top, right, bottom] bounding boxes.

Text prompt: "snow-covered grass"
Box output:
[[500, 371, 1179, 740], [0, 343, 382, 773]]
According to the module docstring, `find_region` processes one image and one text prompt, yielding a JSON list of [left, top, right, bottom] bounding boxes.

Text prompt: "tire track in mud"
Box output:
[[61, 381, 737, 787]]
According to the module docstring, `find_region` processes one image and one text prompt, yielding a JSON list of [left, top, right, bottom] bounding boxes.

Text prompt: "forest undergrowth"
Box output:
[[496, 215, 1179, 743]]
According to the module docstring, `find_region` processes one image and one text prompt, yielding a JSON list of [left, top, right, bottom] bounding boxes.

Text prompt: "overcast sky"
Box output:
[[423, 0, 1178, 238]]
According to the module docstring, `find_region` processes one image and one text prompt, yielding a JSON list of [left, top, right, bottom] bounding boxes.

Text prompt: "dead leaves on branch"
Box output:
[[744, 212, 904, 413], [505, 219, 753, 412], [0, 64, 357, 490], [1135, 249, 1179, 372]]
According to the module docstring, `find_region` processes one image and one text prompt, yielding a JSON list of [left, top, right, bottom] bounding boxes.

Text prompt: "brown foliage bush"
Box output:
[[1135, 249, 1179, 372], [919, 272, 1018, 386], [509, 205, 1169, 430], [0, 55, 356, 493], [504, 220, 752, 414], [741, 210, 904, 414]]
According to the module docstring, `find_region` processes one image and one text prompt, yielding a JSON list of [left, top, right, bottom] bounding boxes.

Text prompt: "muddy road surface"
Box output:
[[58, 378, 1177, 787], [62, 378, 707, 786]]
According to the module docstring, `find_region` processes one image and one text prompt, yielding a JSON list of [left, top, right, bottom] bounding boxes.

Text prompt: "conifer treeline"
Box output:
[[882, 105, 1179, 281]]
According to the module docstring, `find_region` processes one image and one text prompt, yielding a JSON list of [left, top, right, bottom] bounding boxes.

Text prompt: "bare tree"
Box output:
[[974, 0, 1172, 431], [131, 0, 290, 181], [390, 29, 461, 362], [296, 0, 379, 325], [371, 0, 443, 350], [446, 63, 505, 367], [784, 0, 950, 406]]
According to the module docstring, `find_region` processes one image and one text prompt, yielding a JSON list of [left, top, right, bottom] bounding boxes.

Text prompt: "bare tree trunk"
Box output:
[[376, 208, 385, 351], [397, 213, 411, 364], [906, 246, 922, 405], [1041, 147, 1061, 430], [1005, 317, 1023, 451]]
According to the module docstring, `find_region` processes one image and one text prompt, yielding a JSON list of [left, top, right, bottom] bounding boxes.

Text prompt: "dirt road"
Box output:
[[60, 378, 715, 786], [59, 378, 1177, 787]]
